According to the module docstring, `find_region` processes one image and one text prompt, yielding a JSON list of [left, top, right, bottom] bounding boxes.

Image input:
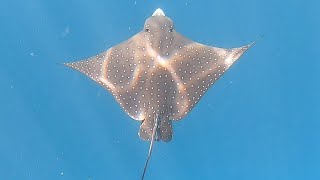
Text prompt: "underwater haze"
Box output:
[[1, 0, 319, 180]]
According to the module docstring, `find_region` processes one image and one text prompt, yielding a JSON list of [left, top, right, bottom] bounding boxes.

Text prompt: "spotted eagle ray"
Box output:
[[64, 8, 253, 180]]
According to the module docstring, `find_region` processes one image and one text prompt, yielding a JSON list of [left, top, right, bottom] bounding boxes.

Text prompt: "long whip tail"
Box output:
[[141, 116, 159, 180]]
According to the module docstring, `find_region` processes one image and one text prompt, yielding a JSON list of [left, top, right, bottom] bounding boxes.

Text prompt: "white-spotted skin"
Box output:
[[64, 10, 253, 142]]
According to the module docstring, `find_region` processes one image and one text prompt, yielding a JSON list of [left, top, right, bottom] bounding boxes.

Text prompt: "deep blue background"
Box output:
[[1, 0, 319, 179]]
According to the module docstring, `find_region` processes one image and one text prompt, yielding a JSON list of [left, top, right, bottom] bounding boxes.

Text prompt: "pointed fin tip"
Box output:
[[152, 8, 165, 16], [248, 41, 255, 47], [63, 62, 78, 69], [247, 34, 265, 48], [239, 41, 255, 52], [56, 62, 75, 69], [62, 62, 73, 69], [55, 62, 66, 67]]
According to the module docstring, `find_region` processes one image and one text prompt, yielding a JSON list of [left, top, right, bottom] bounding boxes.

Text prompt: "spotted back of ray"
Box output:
[[64, 9, 253, 143], [64, 8, 254, 180]]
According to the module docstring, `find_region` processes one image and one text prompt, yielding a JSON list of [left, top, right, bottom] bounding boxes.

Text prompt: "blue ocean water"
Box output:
[[1, 0, 319, 179]]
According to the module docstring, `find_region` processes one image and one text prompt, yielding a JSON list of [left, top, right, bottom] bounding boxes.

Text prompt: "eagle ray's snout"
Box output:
[[152, 8, 165, 16]]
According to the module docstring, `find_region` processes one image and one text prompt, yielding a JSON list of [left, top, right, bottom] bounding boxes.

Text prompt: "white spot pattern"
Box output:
[[64, 11, 253, 142]]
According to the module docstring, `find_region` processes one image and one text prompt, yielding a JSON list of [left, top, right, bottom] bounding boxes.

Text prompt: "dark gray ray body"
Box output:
[[64, 8, 253, 179]]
